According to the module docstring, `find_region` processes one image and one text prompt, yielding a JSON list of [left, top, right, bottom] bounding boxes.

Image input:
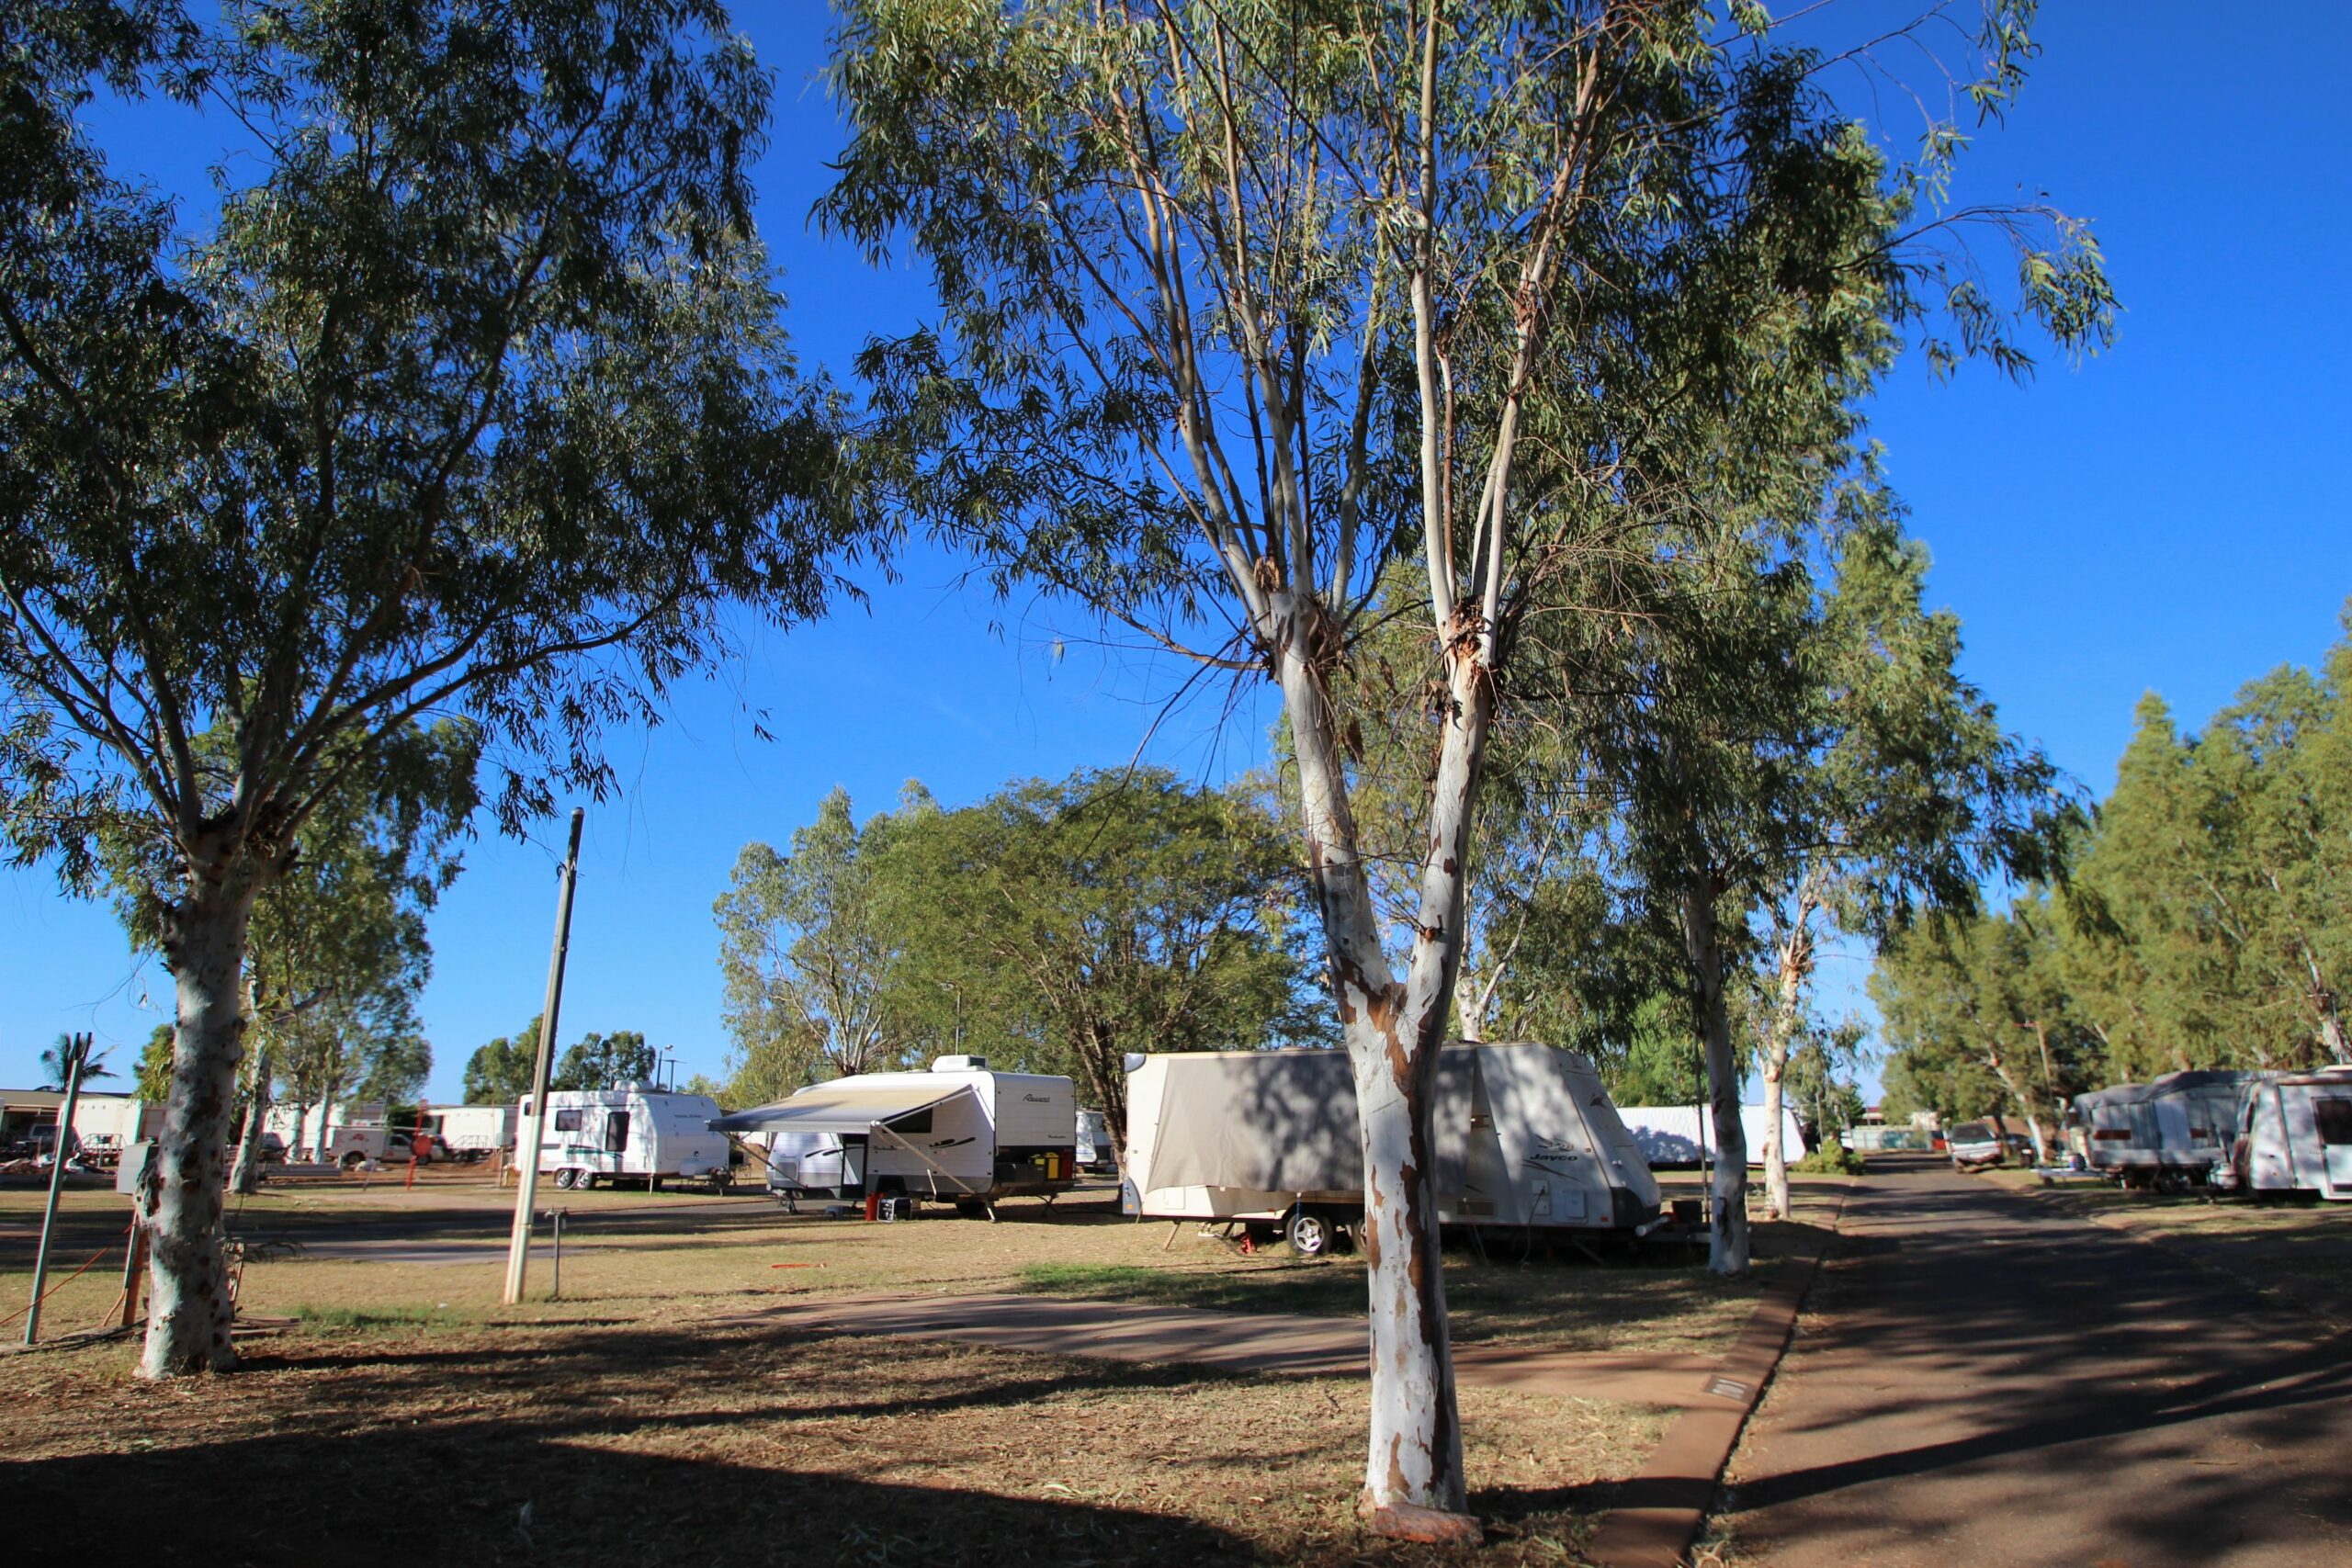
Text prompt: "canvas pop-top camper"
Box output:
[[2069, 1070, 2267, 1189], [1121, 1043, 1661, 1255], [711, 1056, 1078, 1213]]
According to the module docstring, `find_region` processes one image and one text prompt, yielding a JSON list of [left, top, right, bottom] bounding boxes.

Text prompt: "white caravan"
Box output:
[[58, 1093, 165, 1165], [1613, 1105, 1808, 1169], [525, 1085, 733, 1191], [2235, 1067, 2352, 1201], [2070, 1071, 2267, 1187], [424, 1104, 517, 1159], [1076, 1109, 1116, 1172], [713, 1055, 1078, 1212], [266, 1100, 392, 1167], [1121, 1043, 1661, 1255]]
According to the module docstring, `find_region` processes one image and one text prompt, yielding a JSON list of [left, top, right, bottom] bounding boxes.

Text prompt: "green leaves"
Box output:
[[2058, 617, 2352, 1075], [1, 0, 860, 903]]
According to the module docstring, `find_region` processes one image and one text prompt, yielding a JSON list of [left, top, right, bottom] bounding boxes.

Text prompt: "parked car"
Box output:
[[1948, 1122, 2007, 1169]]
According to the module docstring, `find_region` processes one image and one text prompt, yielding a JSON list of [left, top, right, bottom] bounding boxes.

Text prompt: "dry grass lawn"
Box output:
[[0, 1172, 1838, 1564]]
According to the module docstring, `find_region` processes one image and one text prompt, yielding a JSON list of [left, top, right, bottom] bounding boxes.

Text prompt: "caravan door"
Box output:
[[2318, 1096, 2352, 1199]]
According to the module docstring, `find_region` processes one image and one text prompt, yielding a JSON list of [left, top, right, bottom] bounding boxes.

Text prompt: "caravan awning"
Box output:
[[709, 1083, 973, 1135]]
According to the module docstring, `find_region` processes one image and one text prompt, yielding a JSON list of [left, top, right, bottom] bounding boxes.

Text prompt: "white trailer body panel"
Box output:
[[1076, 1109, 1114, 1169], [63, 1094, 164, 1152], [429, 1104, 517, 1153], [2239, 1071, 2352, 1200], [1614, 1105, 1807, 1169], [525, 1087, 731, 1184], [1122, 1043, 1660, 1233], [266, 1100, 390, 1162]]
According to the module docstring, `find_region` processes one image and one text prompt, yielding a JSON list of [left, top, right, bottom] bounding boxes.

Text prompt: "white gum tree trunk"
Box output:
[[1759, 889, 1819, 1223], [1682, 879, 1750, 1274], [1271, 590, 1487, 1539], [142, 874, 261, 1377], [1984, 1048, 2050, 1165], [228, 1040, 270, 1198]]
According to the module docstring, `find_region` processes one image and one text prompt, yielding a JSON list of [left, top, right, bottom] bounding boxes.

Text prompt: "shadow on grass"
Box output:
[[0, 1421, 1250, 1568]]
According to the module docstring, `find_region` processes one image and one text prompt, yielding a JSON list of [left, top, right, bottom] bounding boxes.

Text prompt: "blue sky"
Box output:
[[3, 5, 2346, 1100]]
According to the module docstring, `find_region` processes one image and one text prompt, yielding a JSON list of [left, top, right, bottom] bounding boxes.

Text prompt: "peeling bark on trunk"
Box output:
[[141, 878, 259, 1378], [1681, 879, 1749, 1275], [2319, 1009, 2351, 1067], [229, 1042, 270, 1198], [1271, 591, 1481, 1526], [1759, 897, 1816, 1224]]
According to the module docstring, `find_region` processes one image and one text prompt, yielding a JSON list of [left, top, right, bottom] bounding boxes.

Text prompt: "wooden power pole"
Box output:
[[503, 808, 584, 1306]]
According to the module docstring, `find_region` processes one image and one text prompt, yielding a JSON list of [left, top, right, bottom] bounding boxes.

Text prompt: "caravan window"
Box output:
[[604, 1111, 631, 1153], [553, 1109, 582, 1134], [2316, 1099, 2352, 1147], [886, 1109, 933, 1135]]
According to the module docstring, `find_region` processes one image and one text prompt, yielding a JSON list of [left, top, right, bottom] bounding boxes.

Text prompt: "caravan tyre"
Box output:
[[552, 1168, 575, 1190], [1286, 1207, 1334, 1258], [577, 1171, 597, 1190]]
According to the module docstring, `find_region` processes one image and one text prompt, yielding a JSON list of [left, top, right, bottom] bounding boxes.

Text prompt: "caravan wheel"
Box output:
[[552, 1168, 576, 1190], [1285, 1208, 1335, 1258]]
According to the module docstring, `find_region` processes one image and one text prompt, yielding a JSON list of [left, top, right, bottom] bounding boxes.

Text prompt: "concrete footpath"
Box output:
[[1722, 1158, 2352, 1568]]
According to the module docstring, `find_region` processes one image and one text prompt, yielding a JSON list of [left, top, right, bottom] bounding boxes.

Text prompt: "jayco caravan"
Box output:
[[1613, 1105, 1807, 1169], [712, 1056, 1077, 1211], [2235, 1067, 2352, 1201], [524, 1085, 733, 1191], [1121, 1043, 1661, 1255]]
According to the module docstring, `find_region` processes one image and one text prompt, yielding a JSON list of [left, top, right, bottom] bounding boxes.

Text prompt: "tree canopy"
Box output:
[[0, 0, 860, 1378], [823, 0, 2108, 1522], [715, 770, 1321, 1135]]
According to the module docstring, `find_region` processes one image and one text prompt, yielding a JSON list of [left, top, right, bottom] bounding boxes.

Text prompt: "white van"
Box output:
[[715, 1055, 1078, 1213], [524, 1085, 733, 1191]]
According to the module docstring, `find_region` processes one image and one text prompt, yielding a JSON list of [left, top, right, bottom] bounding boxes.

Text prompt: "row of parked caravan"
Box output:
[[714, 1043, 1667, 1251], [2071, 1066, 2352, 1199]]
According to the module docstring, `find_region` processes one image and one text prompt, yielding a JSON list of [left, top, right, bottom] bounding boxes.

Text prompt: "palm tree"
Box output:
[[37, 1034, 116, 1091]]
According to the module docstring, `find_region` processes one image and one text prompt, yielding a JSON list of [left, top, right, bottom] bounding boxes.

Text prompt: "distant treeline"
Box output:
[[1875, 608, 2352, 1126]]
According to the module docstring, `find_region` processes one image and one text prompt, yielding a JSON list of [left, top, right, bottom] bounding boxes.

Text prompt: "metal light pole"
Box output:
[[503, 809, 584, 1305], [26, 1033, 93, 1344]]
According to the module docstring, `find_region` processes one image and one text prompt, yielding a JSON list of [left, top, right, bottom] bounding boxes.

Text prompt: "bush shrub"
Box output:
[[1794, 1145, 1867, 1176]]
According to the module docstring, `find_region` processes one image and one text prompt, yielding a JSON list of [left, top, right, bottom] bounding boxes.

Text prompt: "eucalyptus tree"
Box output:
[[875, 769, 1320, 1147], [1871, 901, 2092, 1157], [825, 0, 2107, 1529], [715, 788, 920, 1093], [553, 1029, 658, 1090], [2061, 634, 2352, 1075], [0, 1, 854, 1377], [1745, 524, 2072, 1220], [463, 1018, 541, 1105]]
